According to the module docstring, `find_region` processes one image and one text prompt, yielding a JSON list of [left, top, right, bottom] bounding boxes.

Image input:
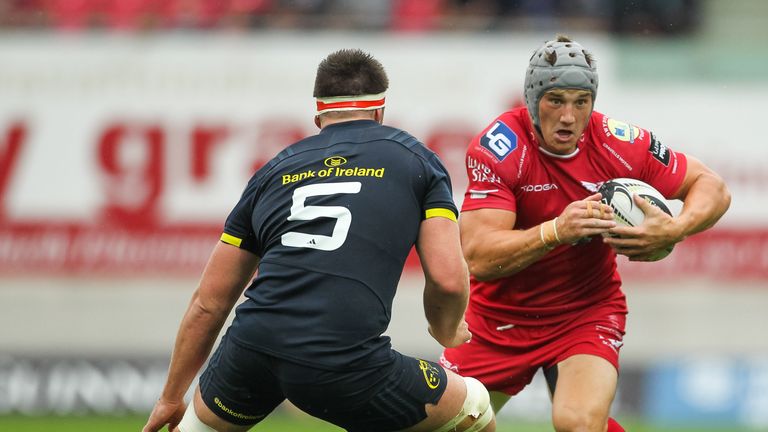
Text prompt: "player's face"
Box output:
[[537, 89, 593, 155]]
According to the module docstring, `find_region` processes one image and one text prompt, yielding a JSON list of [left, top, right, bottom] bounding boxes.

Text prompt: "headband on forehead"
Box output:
[[316, 93, 386, 114]]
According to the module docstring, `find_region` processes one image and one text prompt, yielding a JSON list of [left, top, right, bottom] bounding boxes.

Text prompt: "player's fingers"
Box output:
[[633, 194, 667, 219], [605, 238, 657, 258], [605, 225, 640, 238], [600, 203, 615, 220], [584, 192, 602, 201], [632, 193, 652, 211], [142, 410, 160, 432], [145, 415, 169, 432], [586, 200, 594, 218], [608, 242, 646, 257], [582, 216, 615, 229]]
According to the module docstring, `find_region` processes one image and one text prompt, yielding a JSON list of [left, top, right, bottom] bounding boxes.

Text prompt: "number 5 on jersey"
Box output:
[[281, 182, 362, 251]]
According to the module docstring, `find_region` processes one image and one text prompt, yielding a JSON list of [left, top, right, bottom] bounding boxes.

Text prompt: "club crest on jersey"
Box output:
[[648, 132, 670, 166], [603, 117, 642, 143], [418, 359, 441, 389], [480, 121, 517, 161], [324, 156, 347, 167]]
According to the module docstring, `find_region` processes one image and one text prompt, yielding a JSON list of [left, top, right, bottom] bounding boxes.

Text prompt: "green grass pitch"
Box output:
[[0, 413, 753, 432]]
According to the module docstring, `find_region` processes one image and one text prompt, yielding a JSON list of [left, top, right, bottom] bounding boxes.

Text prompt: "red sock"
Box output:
[[607, 418, 625, 432]]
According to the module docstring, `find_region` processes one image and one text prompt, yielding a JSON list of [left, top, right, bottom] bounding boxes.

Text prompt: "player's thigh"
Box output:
[[176, 387, 253, 432], [440, 307, 543, 397], [551, 354, 617, 425], [196, 334, 285, 428], [281, 353, 450, 432]]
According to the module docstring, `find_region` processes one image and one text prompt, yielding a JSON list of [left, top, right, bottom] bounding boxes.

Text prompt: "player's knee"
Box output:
[[177, 401, 216, 432], [434, 376, 494, 432], [551, 404, 606, 432]]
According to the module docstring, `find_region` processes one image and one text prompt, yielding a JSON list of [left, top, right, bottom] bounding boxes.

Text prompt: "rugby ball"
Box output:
[[598, 178, 674, 260]]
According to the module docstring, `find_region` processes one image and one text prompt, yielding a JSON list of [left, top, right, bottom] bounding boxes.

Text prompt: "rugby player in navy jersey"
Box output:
[[143, 49, 495, 432]]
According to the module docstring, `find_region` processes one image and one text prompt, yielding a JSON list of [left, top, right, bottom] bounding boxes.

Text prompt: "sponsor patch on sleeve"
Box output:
[[648, 132, 670, 166], [606, 118, 641, 143], [480, 121, 517, 161]]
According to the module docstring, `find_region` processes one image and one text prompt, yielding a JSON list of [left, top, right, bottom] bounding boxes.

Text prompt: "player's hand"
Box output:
[[142, 398, 186, 432], [429, 320, 472, 348], [603, 194, 680, 261], [556, 193, 616, 243]]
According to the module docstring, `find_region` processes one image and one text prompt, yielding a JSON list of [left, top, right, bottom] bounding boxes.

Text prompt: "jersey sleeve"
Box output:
[[420, 152, 459, 222], [461, 123, 519, 213], [636, 130, 688, 198], [221, 176, 261, 255]]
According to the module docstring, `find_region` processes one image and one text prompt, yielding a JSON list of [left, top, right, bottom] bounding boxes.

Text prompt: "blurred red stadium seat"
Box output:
[[392, 0, 445, 32], [102, 0, 152, 30], [46, 0, 94, 30]]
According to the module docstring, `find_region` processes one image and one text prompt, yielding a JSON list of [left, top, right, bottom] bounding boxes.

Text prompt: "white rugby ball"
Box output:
[[598, 178, 672, 227], [598, 178, 674, 260]]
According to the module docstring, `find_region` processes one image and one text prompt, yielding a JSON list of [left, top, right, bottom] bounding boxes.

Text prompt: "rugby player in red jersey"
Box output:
[[440, 35, 731, 432]]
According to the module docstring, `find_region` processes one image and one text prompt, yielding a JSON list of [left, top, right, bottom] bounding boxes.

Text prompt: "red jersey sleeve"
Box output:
[[461, 116, 525, 213], [636, 130, 687, 197], [598, 113, 688, 198]]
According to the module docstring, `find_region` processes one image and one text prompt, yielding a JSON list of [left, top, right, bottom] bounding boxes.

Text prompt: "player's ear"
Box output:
[[374, 108, 385, 124], [314, 115, 321, 129]]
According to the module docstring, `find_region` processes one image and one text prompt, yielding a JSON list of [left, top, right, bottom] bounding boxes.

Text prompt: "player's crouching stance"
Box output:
[[175, 372, 493, 432], [176, 373, 493, 432], [142, 48, 495, 432]]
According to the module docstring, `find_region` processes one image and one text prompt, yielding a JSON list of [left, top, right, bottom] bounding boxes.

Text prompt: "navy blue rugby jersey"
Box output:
[[220, 120, 458, 370]]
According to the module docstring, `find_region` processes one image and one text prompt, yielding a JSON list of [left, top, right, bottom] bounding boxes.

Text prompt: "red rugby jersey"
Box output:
[[462, 107, 687, 325]]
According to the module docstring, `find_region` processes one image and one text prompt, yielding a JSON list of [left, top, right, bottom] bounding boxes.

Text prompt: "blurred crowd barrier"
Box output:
[[2, 353, 767, 427], [0, 31, 766, 427]]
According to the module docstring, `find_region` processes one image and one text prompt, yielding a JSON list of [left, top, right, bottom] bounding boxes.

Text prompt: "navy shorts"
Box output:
[[199, 334, 448, 432]]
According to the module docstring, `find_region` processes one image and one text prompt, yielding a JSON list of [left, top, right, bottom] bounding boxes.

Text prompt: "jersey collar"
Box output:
[[320, 119, 380, 134], [537, 145, 580, 159]]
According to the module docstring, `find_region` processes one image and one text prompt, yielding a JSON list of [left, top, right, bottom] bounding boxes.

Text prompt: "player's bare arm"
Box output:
[[605, 157, 730, 260], [669, 155, 731, 236], [143, 242, 259, 432], [418, 215, 472, 348], [460, 193, 615, 281]]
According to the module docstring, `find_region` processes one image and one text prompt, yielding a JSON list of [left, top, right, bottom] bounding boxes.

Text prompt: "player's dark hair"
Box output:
[[313, 49, 389, 98]]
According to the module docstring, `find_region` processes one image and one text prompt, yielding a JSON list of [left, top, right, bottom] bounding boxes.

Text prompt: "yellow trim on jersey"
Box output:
[[425, 208, 457, 222], [220, 233, 243, 247]]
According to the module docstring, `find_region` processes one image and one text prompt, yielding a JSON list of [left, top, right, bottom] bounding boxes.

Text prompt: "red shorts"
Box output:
[[440, 301, 626, 396]]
